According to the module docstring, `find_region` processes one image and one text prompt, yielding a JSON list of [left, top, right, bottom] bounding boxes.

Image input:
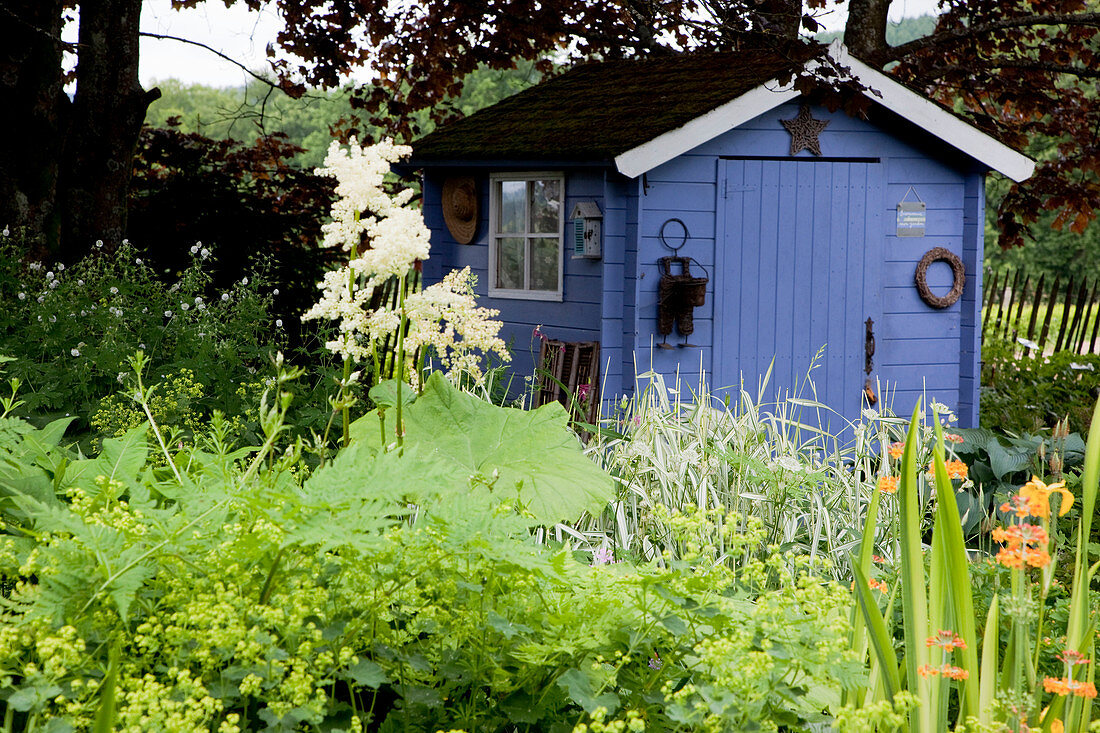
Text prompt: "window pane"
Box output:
[[499, 181, 525, 234], [529, 179, 560, 234], [530, 237, 558, 292], [496, 237, 524, 290]]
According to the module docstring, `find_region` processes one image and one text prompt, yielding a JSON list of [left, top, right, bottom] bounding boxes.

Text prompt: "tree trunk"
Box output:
[[60, 0, 159, 257], [0, 1, 67, 256], [844, 0, 891, 66]]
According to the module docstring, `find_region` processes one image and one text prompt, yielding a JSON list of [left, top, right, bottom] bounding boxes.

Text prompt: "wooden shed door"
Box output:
[[714, 158, 879, 425]]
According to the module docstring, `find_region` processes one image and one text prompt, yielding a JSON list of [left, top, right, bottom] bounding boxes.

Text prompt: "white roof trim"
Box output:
[[614, 43, 1035, 182], [614, 81, 800, 178]]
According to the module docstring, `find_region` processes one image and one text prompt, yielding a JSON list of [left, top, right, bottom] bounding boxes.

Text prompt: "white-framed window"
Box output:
[[488, 172, 564, 301]]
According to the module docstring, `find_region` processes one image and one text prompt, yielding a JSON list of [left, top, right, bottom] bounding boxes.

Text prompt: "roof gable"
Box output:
[[412, 42, 1035, 183]]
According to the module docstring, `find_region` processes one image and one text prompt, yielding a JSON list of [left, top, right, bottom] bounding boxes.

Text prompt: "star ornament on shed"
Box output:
[[781, 104, 830, 156]]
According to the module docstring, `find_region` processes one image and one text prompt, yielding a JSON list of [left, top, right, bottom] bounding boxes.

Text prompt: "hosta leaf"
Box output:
[[986, 439, 1031, 481], [350, 373, 614, 522]]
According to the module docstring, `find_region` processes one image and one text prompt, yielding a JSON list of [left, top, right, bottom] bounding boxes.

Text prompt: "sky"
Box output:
[[131, 0, 945, 88]]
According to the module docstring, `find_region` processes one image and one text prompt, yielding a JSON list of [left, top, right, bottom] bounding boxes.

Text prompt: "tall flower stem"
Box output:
[[340, 263, 356, 447], [394, 270, 407, 447]]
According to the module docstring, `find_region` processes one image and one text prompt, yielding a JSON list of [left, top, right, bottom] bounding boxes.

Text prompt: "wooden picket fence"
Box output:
[[982, 267, 1100, 355]]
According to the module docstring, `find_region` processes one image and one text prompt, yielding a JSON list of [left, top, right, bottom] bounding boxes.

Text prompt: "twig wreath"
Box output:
[[914, 247, 965, 309]]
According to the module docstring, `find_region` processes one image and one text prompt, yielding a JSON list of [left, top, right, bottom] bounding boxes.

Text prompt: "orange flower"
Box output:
[[1058, 649, 1089, 667], [888, 441, 905, 459], [993, 522, 1052, 569], [926, 630, 967, 652], [926, 459, 968, 480], [995, 523, 1050, 548], [996, 547, 1025, 569], [1044, 677, 1098, 698], [877, 475, 899, 494], [1000, 495, 1032, 518], [868, 578, 889, 593], [1020, 476, 1074, 518], [918, 663, 969, 680], [941, 665, 969, 681]]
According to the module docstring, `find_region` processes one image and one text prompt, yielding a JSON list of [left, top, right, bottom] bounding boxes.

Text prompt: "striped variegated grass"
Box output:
[[558, 359, 910, 581]]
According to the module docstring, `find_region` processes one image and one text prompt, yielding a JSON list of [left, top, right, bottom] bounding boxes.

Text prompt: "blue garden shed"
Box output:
[[409, 42, 1034, 428]]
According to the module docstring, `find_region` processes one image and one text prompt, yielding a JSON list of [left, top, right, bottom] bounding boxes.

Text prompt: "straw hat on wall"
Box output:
[[442, 176, 478, 244]]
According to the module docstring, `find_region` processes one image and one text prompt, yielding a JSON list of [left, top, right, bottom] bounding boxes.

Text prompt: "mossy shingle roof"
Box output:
[[411, 48, 823, 163]]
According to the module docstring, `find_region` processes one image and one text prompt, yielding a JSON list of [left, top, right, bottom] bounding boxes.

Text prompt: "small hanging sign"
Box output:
[[896, 186, 926, 237]]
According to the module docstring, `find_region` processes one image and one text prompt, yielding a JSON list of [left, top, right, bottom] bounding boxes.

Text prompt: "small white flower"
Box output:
[[1, 227, 8, 237], [95, 239, 103, 248], [76, 279, 84, 286], [135, 258, 143, 265], [70, 348, 80, 357], [36, 295, 44, 303], [275, 319, 283, 327], [241, 277, 249, 286], [48, 315, 55, 322], [17, 292, 25, 300], [80, 310, 86, 316], [139, 343, 146, 349], [36, 315, 42, 322], [200, 248, 210, 259], [117, 372, 126, 384], [29, 262, 41, 271], [114, 308, 123, 317], [272, 288, 279, 296], [121, 239, 129, 246], [181, 303, 190, 311], [196, 302, 206, 311], [221, 293, 229, 301], [194, 296, 203, 303], [110, 286, 118, 295], [57, 263, 64, 271], [142, 307, 147, 313], [45, 271, 54, 279], [164, 310, 173, 318], [190, 244, 200, 254], [48, 281, 58, 289]]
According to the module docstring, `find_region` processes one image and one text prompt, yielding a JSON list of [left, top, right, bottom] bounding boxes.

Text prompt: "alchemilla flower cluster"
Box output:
[[303, 139, 507, 382]]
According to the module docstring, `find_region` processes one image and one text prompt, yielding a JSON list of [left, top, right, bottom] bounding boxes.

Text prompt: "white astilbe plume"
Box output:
[[303, 138, 430, 361], [303, 139, 507, 380], [404, 268, 511, 387]]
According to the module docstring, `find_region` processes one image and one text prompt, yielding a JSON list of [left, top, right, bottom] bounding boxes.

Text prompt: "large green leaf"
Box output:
[[349, 373, 614, 522], [65, 424, 149, 489]]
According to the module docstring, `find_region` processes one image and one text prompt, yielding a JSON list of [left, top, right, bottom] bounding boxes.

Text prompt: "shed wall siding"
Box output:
[[636, 99, 979, 424]]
